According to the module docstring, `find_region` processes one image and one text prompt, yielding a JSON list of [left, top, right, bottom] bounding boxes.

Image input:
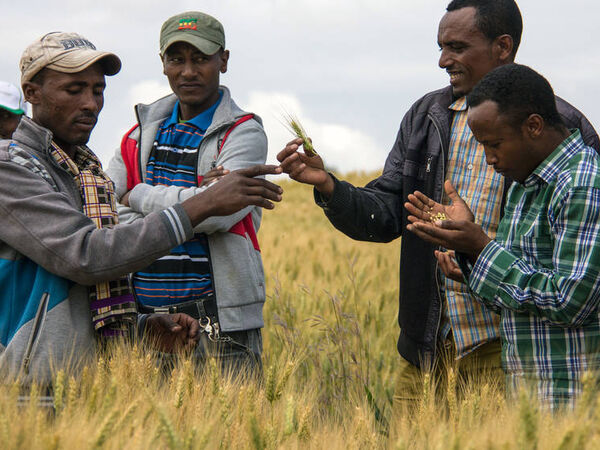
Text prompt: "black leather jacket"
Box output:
[[316, 85, 600, 368]]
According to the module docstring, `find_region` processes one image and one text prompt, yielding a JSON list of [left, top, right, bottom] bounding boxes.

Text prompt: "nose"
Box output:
[[438, 48, 451, 69], [81, 89, 101, 114], [484, 149, 498, 166], [181, 60, 196, 79]]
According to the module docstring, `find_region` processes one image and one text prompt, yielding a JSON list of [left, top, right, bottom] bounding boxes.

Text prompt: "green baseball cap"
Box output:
[[160, 12, 225, 56]]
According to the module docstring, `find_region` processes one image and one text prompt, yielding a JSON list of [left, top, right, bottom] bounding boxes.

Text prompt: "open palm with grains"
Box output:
[[405, 180, 474, 226], [404, 181, 491, 262]]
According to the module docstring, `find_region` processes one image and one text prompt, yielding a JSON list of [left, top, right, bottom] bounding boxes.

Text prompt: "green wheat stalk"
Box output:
[[282, 113, 317, 157]]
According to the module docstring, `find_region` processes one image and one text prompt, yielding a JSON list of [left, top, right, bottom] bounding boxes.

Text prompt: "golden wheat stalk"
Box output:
[[282, 113, 318, 157]]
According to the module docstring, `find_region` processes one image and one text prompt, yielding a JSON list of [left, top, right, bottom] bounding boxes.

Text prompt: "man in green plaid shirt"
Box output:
[[405, 63, 600, 409]]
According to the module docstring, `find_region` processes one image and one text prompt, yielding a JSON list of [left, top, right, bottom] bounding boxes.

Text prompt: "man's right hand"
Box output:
[[182, 164, 283, 226], [277, 138, 334, 198]]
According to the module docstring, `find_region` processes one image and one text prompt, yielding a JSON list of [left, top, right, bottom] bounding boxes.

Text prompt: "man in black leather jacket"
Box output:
[[278, 0, 599, 412]]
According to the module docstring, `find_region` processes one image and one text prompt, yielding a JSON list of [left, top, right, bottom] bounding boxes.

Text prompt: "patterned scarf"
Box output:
[[50, 142, 137, 338]]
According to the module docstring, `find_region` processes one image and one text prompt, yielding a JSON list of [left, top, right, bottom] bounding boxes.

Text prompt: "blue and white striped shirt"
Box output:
[[132, 95, 222, 306]]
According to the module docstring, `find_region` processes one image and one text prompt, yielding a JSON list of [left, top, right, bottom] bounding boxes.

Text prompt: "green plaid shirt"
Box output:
[[467, 130, 600, 409]]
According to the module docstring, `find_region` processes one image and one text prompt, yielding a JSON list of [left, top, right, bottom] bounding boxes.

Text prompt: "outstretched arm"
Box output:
[[0, 160, 281, 286], [277, 128, 408, 243], [126, 123, 268, 234]]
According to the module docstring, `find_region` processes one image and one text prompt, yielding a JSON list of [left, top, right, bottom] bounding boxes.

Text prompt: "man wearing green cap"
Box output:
[[0, 30, 283, 389], [107, 12, 269, 372]]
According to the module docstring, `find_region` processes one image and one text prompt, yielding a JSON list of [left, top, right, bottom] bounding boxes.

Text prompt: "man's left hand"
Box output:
[[201, 165, 230, 186], [144, 313, 200, 353], [120, 190, 132, 207]]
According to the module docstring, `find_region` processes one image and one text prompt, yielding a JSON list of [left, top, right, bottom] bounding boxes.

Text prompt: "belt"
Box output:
[[138, 295, 217, 321], [138, 295, 234, 343]]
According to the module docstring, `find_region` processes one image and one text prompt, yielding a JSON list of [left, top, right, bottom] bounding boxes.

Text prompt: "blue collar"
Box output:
[[163, 91, 223, 130]]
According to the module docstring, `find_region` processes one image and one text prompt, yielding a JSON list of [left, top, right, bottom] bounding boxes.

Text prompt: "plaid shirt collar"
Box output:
[[50, 141, 103, 176], [449, 96, 467, 112], [524, 129, 581, 188]]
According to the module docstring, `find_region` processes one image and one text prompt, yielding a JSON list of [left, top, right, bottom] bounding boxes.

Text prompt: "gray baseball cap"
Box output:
[[20, 32, 121, 84]]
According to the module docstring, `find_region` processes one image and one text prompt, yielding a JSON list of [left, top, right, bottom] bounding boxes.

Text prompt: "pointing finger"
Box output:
[[236, 164, 283, 178]]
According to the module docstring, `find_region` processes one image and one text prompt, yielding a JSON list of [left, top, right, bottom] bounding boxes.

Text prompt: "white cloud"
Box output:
[[5, 0, 600, 171], [128, 80, 172, 112], [243, 91, 387, 173]]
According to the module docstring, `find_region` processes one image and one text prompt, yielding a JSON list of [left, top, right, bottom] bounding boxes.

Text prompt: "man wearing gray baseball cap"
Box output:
[[0, 31, 282, 387], [20, 31, 121, 84]]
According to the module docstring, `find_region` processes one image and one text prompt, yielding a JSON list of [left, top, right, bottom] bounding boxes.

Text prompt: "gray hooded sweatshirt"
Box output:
[[0, 117, 194, 384], [106, 86, 268, 333]]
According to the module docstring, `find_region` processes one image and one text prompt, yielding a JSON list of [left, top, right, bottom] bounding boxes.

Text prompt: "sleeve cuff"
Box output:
[[128, 183, 153, 212], [469, 240, 519, 301], [160, 204, 194, 246], [313, 173, 350, 212], [455, 252, 473, 283]]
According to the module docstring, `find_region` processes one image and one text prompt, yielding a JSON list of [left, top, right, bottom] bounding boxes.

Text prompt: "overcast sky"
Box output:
[[2, 0, 599, 173]]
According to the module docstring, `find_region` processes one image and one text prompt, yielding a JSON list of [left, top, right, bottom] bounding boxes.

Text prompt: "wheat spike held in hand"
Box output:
[[282, 113, 318, 157]]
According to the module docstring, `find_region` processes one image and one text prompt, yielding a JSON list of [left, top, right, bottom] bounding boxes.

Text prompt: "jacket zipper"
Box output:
[[20, 292, 50, 376], [134, 106, 144, 183], [193, 138, 220, 327], [427, 112, 447, 368], [206, 120, 240, 169]]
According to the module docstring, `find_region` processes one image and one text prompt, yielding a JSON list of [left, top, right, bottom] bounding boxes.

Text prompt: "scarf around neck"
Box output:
[[49, 142, 137, 338]]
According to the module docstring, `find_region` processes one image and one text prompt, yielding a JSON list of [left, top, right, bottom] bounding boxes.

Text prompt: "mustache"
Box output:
[[73, 112, 98, 123]]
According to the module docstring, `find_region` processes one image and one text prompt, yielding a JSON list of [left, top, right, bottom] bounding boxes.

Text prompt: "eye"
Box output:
[[439, 43, 466, 53], [167, 56, 183, 64]]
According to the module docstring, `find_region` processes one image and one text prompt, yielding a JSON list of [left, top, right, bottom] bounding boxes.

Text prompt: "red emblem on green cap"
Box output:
[[178, 19, 198, 30]]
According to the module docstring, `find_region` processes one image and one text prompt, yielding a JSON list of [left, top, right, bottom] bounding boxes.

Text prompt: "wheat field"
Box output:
[[2, 172, 600, 449]]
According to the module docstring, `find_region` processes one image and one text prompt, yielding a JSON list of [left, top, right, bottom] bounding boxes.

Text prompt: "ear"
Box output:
[[22, 81, 42, 105], [160, 52, 167, 76], [523, 114, 544, 139], [493, 34, 514, 63], [219, 50, 230, 74]]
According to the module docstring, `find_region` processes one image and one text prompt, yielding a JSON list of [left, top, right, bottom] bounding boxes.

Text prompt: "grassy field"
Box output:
[[2, 172, 600, 449]]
